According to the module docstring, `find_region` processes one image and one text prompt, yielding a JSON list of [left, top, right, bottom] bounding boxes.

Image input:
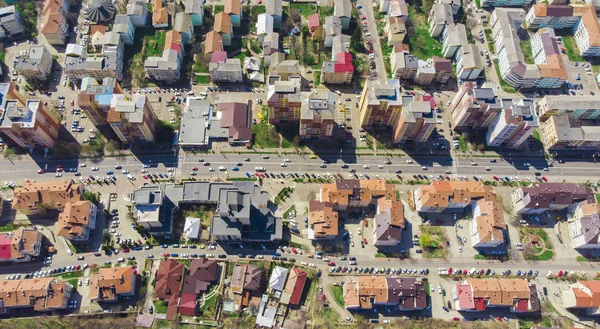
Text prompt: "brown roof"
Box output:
[[349, 277, 388, 309], [88, 267, 135, 301], [538, 54, 567, 80], [573, 281, 600, 307], [475, 200, 505, 243], [89, 25, 106, 36], [12, 180, 83, 212], [578, 5, 600, 46], [43, 0, 63, 15], [164, 30, 182, 51], [231, 264, 262, 294], [205, 31, 223, 54], [214, 12, 232, 34], [152, 0, 168, 26], [417, 181, 495, 208], [155, 259, 185, 300], [308, 201, 339, 238], [41, 13, 64, 34], [224, 0, 241, 16], [182, 258, 218, 295], [57, 201, 94, 238], [0, 277, 70, 312], [469, 279, 530, 306], [218, 102, 252, 141]]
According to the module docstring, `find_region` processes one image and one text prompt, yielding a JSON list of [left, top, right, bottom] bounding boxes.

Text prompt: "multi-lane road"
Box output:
[[1, 152, 599, 185]]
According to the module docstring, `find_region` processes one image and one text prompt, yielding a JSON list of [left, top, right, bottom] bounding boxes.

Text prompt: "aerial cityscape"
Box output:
[[0, 0, 600, 327]]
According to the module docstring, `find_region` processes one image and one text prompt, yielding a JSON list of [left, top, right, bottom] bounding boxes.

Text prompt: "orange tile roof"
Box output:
[[155, 259, 185, 300], [57, 201, 94, 238], [12, 180, 83, 212], [214, 12, 232, 34], [538, 54, 567, 80], [0, 277, 69, 311], [11, 229, 41, 259], [152, 0, 168, 26], [164, 30, 182, 51], [580, 202, 600, 216], [417, 181, 495, 208], [344, 280, 360, 308], [41, 13, 63, 34], [475, 200, 505, 243], [89, 25, 106, 36], [224, 0, 241, 16], [88, 267, 134, 301], [469, 279, 530, 306], [205, 31, 223, 54], [574, 281, 600, 307], [579, 5, 600, 46], [308, 201, 339, 238], [356, 277, 388, 308], [377, 197, 405, 228], [43, 0, 63, 15]]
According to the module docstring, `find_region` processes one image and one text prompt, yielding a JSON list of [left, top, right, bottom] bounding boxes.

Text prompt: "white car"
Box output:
[[55, 173, 62, 177], [91, 167, 99, 171], [79, 163, 86, 167], [209, 168, 215, 172]]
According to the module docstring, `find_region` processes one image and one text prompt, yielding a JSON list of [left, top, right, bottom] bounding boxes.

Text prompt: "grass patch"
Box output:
[[474, 254, 485, 260], [384, 57, 392, 79], [0, 224, 20, 232], [199, 290, 219, 318], [330, 285, 344, 307], [406, 7, 442, 59], [154, 299, 169, 314], [314, 70, 321, 86], [292, 3, 318, 17], [144, 30, 167, 58], [274, 187, 293, 206], [595, 193, 600, 204], [194, 75, 211, 84], [493, 60, 518, 93], [475, 0, 481, 8], [520, 40, 534, 64], [577, 255, 589, 262], [562, 36, 584, 62], [282, 204, 296, 219], [533, 129, 542, 143], [252, 123, 280, 148], [420, 225, 446, 259], [59, 271, 84, 279], [519, 227, 554, 261], [214, 5, 224, 14], [375, 252, 387, 258], [319, 6, 334, 17], [457, 135, 469, 152]]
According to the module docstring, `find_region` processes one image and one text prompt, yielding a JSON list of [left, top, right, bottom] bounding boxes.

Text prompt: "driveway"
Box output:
[[357, 0, 387, 84]]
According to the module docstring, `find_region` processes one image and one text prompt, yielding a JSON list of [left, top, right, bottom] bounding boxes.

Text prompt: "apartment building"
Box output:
[[454, 279, 540, 312], [481, 0, 532, 7], [562, 281, 600, 316], [266, 0, 282, 28], [145, 30, 182, 82], [530, 28, 567, 88], [524, 5, 579, 30], [152, 0, 169, 28], [486, 98, 538, 149], [41, 0, 69, 45], [269, 59, 300, 81], [14, 45, 53, 82], [415, 60, 435, 85], [0, 99, 60, 151], [224, 0, 242, 27], [307, 201, 338, 240], [77, 76, 122, 126], [385, 16, 407, 45], [536, 95, 600, 121], [88, 267, 136, 302], [393, 100, 436, 144], [0, 229, 42, 263], [267, 76, 302, 124], [126, 1, 149, 27], [344, 277, 427, 310], [469, 199, 506, 248], [12, 179, 83, 216], [0, 6, 24, 39], [334, 0, 351, 30], [64, 33, 125, 81], [391, 47, 418, 79], [214, 12, 233, 46], [204, 30, 223, 54], [569, 202, 600, 249], [0, 277, 72, 314], [0, 83, 26, 106], [511, 183, 595, 215], [441, 23, 467, 59], [186, 0, 204, 26], [358, 79, 402, 128], [539, 114, 600, 150], [108, 94, 157, 144], [209, 58, 243, 83], [428, 3, 453, 38], [300, 91, 336, 140], [257, 13, 274, 45], [321, 52, 354, 84], [57, 200, 97, 241], [324, 16, 342, 47], [113, 15, 135, 45], [433, 56, 453, 83], [414, 181, 497, 213], [262, 32, 279, 65], [456, 44, 483, 80], [573, 5, 600, 57]]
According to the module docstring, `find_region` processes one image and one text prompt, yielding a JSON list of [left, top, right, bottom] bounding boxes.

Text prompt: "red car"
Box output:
[[142, 174, 148, 179], [163, 253, 170, 257], [37, 169, 45, 174], [363, 238, 368, 245], [448, 268, 453, 275], [192, 167, 199, 171], [291, 247, 298, 254], [328, 261, 336, 266], [121, 248, 130, 253], [453, 318, 460, 321], [307, 254, 314, 258], [361, 16, 366, 20], [321, 294, 326, 301], [493, 176, 499, 181], [445, 175, 450, 180], [558, 270, 563, 277], [542, 176, 548, 182], [364, 220, 368, 227], [463, 269, 468, 275]]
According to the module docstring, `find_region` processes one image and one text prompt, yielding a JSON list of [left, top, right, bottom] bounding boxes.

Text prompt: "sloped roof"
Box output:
[[155, 259, 185, 300]]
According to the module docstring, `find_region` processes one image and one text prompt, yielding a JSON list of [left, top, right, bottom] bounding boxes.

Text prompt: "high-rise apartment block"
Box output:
[[358, 79, 402, 129], [0, 99, 60, 150], [108, 94, 158, 144], [486, 98, 538, 149]]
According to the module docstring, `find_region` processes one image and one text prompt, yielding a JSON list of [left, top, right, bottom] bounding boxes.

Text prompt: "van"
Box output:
[[218, 166, 226, 171], [255, 167, 266, 172], [89, 134, 96, 139], [117, 258, 125, 262], [470, 162, 477, 166], [127, 174, 136, 181]]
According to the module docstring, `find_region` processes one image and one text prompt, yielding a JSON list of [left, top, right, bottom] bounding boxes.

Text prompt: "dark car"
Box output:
[[218, 254, 227, 258], [170, 253, 179, 257]]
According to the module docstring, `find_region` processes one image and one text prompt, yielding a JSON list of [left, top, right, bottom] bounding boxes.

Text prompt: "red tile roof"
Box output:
[[179, 292, 197, 316], [334, 52, 354, 73], [307, 13, 320, 29], [288, 268, 307, 305], [210, 51, 228, 64], [0, 235, 12, 259]]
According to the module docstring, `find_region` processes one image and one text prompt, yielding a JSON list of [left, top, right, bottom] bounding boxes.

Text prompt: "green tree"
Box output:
[[2, 147, 17, 160], [419, 233, 434, 247], [81, 191, 100, 205]]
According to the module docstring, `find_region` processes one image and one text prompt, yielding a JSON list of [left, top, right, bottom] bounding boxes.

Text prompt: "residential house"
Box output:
[[0, 277, 72, 313], [385, 16, 407, 46], [152, 0, 169, 28], [204, 30, 223, 54], [209, 58, 243, 83], [56, 200, 97, 241], [231, 264, 263, 308], [530, 27, 567, 89], [266, 0, 282, 28], [262, 32, 279, 65], [11, 180, 83, 216], [14, 45, 53, 82], [174, 12, 193, 45], [569, 202, 600, 249], [267, 76, 302, 124], [486, 98, 539, 149], [469, 199, 506, 249], [126, 1, 149, 27], [324, 16, 342, 47], [307, 13, 320, 35], [281, 268, 307, 305], [393, 100, 436, 144], [373, 194, 405, 247], [180, 258, 219, 315], [334, 0, 351, 30], [344, 277, 427, 310], [113, 15, 135, 45], [41, 0, 69, 45], [0, 99, 61, 151], [214, 12, 232, 46], [428, 3, 453, 38], [511, 183, 595, 215], [144, 30, 183, 82], [300, 91, 336, 140], [414, 181, 497, 213], [387, 0, 409, 21], [269, 266, 289, 292], [524, 4, 579, 30], [64, 33, 125, 81], [88, 267, 136, 302], [108, 94, 158, 144], [0, 229, 42, 263], [321, 52, 354, 84], [270, 59, 300, 80], [561, 281, 600, 315], [224, 0, 242, 27], [308, 201, 339, 240], [155, 259, 185, 320], [358, 79, 403, 128], [183, 217, 201, 240], [453, 279, 540, 312], [185, 0, 204, 26], [0, 6, 24, 39]]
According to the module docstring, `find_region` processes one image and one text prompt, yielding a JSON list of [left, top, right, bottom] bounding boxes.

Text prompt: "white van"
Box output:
[[127, 174, 136, 181], [218, 166, 227, 171], [255, 167, 266, 172], [117, 258, 125, 262]]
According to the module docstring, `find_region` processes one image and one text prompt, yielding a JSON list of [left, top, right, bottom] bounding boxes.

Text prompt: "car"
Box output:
[[37, 169, 44, 174]]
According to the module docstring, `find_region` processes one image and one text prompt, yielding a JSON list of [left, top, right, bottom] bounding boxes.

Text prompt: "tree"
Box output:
[[81, 191, 100, 205], [419, 233, 434, 247], [2, 147, 17, 160], [290, 8, 301, 24], [104, 139, 120, 154], [292, 135, 301, 147]]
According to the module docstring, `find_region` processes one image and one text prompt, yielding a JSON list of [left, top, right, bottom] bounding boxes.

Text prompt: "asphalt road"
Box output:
[[1, 153, 599, 185]]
